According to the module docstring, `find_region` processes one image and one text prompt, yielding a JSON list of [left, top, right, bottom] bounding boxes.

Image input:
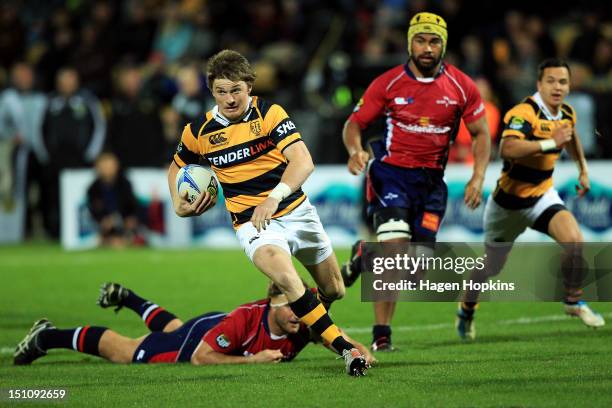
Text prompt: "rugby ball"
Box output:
[[176, 164, 218, 204]]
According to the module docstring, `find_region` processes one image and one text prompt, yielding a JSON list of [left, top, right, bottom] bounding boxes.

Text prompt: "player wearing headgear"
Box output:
[[14, 282, 375, 369], [455, 59, 605, 340], [341, 12, 491, 351], [167, 49, 368, 375]]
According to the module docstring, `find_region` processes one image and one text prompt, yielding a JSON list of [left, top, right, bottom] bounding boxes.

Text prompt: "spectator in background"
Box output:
[[569, 13, 602, 67], [459, 35, 485, 78], [106, 64, 166, 168], [449, 78, 500, 164], [172, 64, 210, 127], [87, 152, 141, 247], [0, 3, 26, 70], [36, 7, 76, 92], [0, 62, 47, 234], [151, 3, 193, 63], [119, 0, 158, 63], [41, 67, 106, 238]]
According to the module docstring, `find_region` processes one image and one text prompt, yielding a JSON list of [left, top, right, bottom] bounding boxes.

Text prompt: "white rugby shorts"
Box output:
[[483, 188, 565, 242], [236, 198, 333, 265]]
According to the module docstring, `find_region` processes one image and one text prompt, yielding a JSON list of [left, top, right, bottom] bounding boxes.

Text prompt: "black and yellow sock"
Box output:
[[316, 287, 335, 310], [289, 289, 353, 355], [38, 326, 107, 356]]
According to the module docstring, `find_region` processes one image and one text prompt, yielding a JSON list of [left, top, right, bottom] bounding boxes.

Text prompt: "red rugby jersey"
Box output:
[[349, 63, 485, 169], [203, 300, 310, 361]]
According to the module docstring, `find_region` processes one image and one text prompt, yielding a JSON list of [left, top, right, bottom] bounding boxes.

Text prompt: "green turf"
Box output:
[[1, 244, 611, 407]]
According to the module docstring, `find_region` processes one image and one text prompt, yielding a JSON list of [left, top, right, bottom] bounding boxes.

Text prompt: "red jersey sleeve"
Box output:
[[460, 74, 486, 124], [203, 307, 249, 354], [348, 74, 387, 129]]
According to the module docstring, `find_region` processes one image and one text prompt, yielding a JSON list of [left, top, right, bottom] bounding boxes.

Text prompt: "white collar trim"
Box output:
[[532, 92, 562, 121], [212, 97, 253, 126]]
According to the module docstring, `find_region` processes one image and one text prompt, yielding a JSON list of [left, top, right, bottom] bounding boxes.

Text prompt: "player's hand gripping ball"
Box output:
[[176, 164, 218, 204]]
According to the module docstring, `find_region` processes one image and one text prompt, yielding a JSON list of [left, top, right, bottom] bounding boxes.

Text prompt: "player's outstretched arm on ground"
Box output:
[[167, 161, 215, 217], [250, 140, 314, 232], [464, 116, 491, 209], [190, 341, 283, 365]]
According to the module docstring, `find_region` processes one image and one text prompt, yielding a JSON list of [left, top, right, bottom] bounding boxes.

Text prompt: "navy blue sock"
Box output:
[[38, 326, 107, 356]]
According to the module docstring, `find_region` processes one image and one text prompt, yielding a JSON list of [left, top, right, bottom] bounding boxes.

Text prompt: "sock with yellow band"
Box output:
[[289, 289, 353, 354]]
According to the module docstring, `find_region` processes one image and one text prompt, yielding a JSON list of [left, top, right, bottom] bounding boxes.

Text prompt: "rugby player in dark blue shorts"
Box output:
[[341, 12, 491, 350], [14, 283, 374, 367]]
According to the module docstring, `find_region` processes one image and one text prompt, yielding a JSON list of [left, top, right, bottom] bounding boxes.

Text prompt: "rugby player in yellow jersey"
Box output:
[[166, 50, 368, 376], [456, 59, 605, 340]]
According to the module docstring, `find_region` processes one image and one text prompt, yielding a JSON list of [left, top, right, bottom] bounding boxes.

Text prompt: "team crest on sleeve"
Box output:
[[250, 121, 262, 136], [216, 334, 231, 348], [175, 141, 183, 154], [509, 116, 525, 130]]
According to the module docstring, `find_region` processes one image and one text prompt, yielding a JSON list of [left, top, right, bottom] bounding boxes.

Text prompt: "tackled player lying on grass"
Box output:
[[14, 282, 375, 373]]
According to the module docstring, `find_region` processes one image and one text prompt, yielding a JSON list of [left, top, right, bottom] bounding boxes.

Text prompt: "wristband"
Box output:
[[268, 182, 292, 201], [539, 139, 557, 152]]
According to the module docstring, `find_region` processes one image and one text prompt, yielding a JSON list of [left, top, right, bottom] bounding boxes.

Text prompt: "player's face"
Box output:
[[211, 79, 252, 122], [410, 33, 443, 75], [537, 67, 570, 110], [273, 306, 301, 334]]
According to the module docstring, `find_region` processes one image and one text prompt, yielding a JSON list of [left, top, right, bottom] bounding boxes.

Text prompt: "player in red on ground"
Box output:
[[341, 12, 491, 351], [14, 282, 374, 368]]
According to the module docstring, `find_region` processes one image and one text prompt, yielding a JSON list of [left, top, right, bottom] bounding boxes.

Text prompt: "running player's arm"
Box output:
[[563, 112, 590, 196], [251, 105, 314, 231], [168, 124, 215, 217], [500, 105, 572, 159], [464, 115, 491, 209], [250, 140, 314, 232], [343, 77, 386, 175], [462, 78, 491, 209]]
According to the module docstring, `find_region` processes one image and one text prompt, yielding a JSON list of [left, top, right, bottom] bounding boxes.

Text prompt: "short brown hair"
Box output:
[[538, 58, 571, 81], [206, 49, 256, 89]]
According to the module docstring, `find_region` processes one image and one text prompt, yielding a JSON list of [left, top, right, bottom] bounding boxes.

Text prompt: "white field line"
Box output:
[[2, 312, 611, 355], [342, 312, 612, 334]]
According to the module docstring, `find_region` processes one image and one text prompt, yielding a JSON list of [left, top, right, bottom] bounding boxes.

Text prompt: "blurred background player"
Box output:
[[87, 152, 142, 247], [341, 12, 491, 351], [167, 50, 368, 375], [40, 67, 106, 239], [14, 281, 374, 367], [456, 59, 605, 340], [0, 62, 47, 235]]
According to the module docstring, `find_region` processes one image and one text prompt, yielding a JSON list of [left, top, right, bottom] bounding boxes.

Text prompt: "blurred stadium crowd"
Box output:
[[0, 0, 610, 240]]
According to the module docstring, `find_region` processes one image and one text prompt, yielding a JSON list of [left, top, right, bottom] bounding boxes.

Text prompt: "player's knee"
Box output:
[[324, 279, 345, 301], [376, 219, 411, 242], [162, 319, 183, 333]]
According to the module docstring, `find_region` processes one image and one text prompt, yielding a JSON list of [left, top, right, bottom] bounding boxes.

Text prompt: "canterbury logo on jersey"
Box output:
[[207, 137, 275, 168], [209, 132, 228, 145]]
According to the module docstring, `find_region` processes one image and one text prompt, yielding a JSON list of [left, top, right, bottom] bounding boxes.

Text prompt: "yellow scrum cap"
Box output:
[[407, 12, 448, 56]]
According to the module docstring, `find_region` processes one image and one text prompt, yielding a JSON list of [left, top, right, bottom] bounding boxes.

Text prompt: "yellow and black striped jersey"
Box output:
[[173, 96, 306, 228], [493, 96, 576, 209]]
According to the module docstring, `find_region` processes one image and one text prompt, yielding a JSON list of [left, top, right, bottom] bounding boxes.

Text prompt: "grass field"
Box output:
[[1, 243, 611, 407]]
